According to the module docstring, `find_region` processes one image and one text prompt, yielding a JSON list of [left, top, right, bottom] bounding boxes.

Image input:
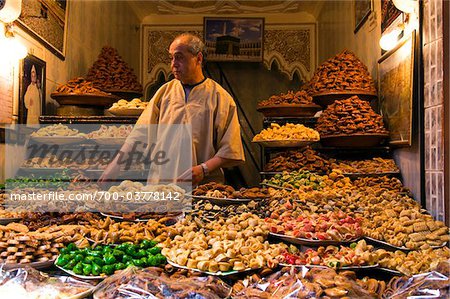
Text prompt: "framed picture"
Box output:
[[378, 31, 415, 146], [381, 0, 402, 33], [354, 0, 373, 33], [19, 54, 46, 125], [15, 0, 68, 60], [204, 17, 264, 62]]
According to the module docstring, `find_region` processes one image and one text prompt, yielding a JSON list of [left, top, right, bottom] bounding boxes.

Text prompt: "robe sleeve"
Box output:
[[214, 90, 245, 167]]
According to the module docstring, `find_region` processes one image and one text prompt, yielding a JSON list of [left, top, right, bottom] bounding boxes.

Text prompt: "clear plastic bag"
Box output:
[[233, 266, 376, 298], [0, 265, 96, 299], [93, 266, 232, 299], [384, 271, 450, 299]]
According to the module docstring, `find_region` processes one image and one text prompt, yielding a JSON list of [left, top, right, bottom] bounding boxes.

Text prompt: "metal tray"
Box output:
[[253, 139, 319, 148], [342, 171, 401, 179], [55, 264, 106, 280], [103, 89, 143, 100], [364, 236, 447, 252], [312, 90, 377, 108], [377, 267, 403, 276], [279, 263, 379, 271], [89, 137, 127, 145], [260, 182, 294, 191], [3, 258, 56, 270], [100, 212, 184, 224], [167, 259, 255, 276], [50, 93, 119, 107], [30, 136, 86, 145], [108, 108, 145, 116], [191, 194, 260, 204], [269, 232, 361, 246], [256, 104, 321, 117], [0, 217, 23, 225]]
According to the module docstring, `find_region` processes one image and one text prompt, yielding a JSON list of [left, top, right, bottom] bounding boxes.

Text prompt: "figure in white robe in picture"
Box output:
[[24, 65, 41, 125]]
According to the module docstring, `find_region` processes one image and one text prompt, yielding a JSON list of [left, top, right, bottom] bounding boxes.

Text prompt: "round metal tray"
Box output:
[[51, 93, 119, 107], [256, 104, 321, 117], [108, 108, 144, 116], [269, 232, 361, 246], [279, 263, 379, 271], [103, 89, 143, 100], [312, 90, 377, 108], [3, 258, 56, 270], [253, 139, 319, 148], [30, 135, 87, 145], [364, 236, 447, 252], [166, 259, 255, 276]]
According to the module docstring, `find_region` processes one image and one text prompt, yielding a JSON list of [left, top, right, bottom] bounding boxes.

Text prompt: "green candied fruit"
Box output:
[[82, 264, 92, 276], [102, 264, 115, 275], [73, 262, 83, 275], [91, 263, 101, 276]]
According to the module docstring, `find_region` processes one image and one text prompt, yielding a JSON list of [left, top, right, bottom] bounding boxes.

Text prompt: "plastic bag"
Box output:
[[0, 265, 96, 299], [384, 271, 450, 299], [94, 266, 232, 299], [233, 266, 376, 298]]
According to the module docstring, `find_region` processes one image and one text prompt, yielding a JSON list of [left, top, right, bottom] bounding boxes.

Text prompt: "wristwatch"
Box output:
[[200, 163, 209, 176]]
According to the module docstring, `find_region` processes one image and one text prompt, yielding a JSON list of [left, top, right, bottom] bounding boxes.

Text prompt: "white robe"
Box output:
[[127, 78, 245, 183], [24, 83, 41, 125]]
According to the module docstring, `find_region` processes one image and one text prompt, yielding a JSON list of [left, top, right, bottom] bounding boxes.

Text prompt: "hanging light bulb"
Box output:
[[379, 28, 402, 51], [392, 0, 417, 14]]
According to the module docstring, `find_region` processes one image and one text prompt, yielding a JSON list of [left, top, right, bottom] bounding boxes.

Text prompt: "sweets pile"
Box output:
[[316, 96, 388, 136], [308, 50, 376, 94], [87, 46, 142, 93]]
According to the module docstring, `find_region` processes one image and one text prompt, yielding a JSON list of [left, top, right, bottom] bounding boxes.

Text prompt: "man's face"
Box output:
[[31, 68, 37, 83], [169, 39, 200, 84]]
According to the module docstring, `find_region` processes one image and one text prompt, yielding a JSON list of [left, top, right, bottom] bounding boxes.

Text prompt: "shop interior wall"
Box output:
[[0, 1, 140, 183], [317, 0, 423, 203]]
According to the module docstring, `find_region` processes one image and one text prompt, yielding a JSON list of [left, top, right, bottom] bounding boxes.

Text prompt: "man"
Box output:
[[99, 33, 245, 186]]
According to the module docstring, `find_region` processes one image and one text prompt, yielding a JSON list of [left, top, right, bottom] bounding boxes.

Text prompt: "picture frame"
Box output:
[[381, 0, 402, 33], [19, 54, 46, 125], [204, 17, 264, 62], [378, 31, 415, 146], [354, 0, 373, 33], [15, 0, 68, 60]]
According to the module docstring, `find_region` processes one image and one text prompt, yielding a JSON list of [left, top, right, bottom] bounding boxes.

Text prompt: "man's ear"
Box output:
[[197, 52, 203, 65]]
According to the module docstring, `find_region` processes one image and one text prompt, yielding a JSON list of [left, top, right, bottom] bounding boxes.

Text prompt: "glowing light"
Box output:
[[392, 0, 417, 14], [0, 35, 27, 62], [380, 29, 402, 51]]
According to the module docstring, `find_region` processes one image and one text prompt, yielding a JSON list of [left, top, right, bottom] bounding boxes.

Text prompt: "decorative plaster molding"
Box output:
[[142, 24, 315, 90], [155, 0, 301, 15], [264, 51, 310, 81], [264, 28, 312, 80]]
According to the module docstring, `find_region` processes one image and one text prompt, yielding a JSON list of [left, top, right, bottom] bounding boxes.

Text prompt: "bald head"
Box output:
[[171, 33, 206, 60]]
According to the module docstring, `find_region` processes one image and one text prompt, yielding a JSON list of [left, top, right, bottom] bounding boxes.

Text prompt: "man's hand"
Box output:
[[191, 165, 204, 186], [177, 165, 204, 187]]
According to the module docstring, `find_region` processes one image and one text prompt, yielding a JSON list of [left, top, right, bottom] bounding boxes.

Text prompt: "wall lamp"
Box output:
[[379, 0, 418, 51]]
